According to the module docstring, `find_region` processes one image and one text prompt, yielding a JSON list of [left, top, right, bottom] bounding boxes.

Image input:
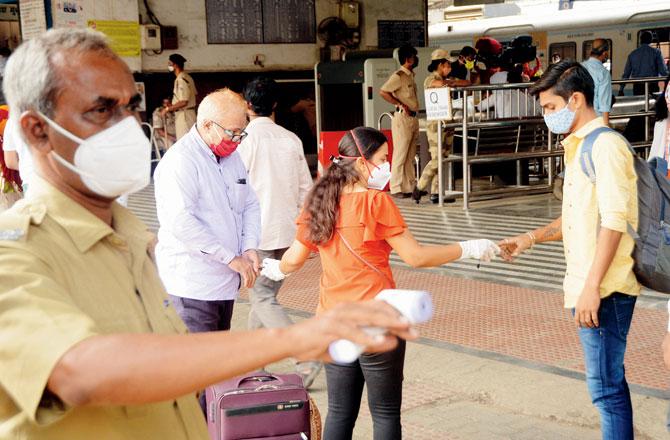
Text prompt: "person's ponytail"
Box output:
[[305, 159, 359, 245]]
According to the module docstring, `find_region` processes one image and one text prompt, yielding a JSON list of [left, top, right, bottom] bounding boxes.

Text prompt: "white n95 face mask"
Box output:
[[367, 161, 391, 190], [39, 113, 151, 198]]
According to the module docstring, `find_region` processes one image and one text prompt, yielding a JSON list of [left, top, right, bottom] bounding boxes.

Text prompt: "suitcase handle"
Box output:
[[236, 373, 283, 388], [254, 384, 280, 392]]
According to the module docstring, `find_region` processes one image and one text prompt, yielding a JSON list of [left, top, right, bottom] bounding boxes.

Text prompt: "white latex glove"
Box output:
[[261, 258, 287, 281], [458, 239, 500, 262]]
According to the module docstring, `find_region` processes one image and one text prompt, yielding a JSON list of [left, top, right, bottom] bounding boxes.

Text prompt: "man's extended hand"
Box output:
[[287, 301, 418, 362], [498, 234, 533, 261], [575, 285, 601, 328], [229, 255, 257, 288]]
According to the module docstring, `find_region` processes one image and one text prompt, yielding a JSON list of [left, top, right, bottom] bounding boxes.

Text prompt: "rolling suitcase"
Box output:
[[206, 371, 312, 440]]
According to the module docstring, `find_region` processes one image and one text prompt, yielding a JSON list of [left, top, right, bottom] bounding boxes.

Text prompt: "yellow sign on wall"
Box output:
[[88, 20, 140, 57]]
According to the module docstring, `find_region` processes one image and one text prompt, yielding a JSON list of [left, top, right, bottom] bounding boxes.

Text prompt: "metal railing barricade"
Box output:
[[435, 77, 661, 209]]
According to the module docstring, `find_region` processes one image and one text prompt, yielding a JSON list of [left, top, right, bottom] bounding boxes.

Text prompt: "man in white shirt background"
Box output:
[[238, 77, 319, 386], [3, 113, 34, 193], [154, 89, 261, 408]]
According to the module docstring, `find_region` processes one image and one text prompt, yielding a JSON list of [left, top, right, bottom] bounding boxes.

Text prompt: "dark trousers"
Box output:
[[323, 340, 406, 440], [169, 295, 235, 413], [633, 82, 659, 96]]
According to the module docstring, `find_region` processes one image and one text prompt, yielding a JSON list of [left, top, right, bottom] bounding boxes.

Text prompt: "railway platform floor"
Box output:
[[129, 186, 670, 439]]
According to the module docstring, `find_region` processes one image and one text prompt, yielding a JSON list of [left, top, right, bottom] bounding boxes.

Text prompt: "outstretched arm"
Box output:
[[499, 216, 562, 260], [386, 229, 498, 267], [48, 301, 413, 407]]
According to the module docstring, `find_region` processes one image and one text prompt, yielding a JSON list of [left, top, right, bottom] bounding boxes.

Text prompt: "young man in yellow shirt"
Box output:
[[500, 60, 639, 440]]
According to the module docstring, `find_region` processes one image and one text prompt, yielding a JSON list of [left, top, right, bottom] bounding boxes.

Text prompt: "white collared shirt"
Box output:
[[237, 116, 312, 250], [154, 126, 261, 301], [478, 71, 541, 119], [3, 114, 34, 189]]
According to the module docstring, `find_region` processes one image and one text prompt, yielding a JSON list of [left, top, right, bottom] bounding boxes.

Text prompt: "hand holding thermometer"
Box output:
[[328, 289, 433, 364]]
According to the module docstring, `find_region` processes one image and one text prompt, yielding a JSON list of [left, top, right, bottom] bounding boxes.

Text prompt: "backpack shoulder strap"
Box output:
[[579, 126, 614, 184]]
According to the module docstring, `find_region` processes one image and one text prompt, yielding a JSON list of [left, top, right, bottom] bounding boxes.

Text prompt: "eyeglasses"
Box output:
[[211, 121, 248, 143]]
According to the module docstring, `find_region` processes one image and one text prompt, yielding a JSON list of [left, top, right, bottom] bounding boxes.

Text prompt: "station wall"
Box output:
[[49, 0, 141, 71], [138, 0, 425, 73]]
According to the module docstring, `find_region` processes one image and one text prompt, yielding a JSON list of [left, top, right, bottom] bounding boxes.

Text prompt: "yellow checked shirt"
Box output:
[[380, 66, 419, 112], [561, 117, 640, 308], [0, 177, 208, 439]]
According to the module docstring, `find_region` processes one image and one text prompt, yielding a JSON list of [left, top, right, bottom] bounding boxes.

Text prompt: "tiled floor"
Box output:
[[243, 257, 668, 393], [131, 185, 669, 437], [131, 184, 668, 393]]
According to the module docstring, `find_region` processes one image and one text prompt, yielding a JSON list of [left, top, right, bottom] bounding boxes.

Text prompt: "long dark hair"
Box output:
[[305, 127, 387, 245]]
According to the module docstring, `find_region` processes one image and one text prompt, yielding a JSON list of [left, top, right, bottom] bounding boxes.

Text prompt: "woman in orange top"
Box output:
[[262, 127, 498, 440]]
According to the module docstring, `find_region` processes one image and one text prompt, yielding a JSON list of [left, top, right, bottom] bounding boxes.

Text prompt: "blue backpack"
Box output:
[[580, 126, 670, 293]]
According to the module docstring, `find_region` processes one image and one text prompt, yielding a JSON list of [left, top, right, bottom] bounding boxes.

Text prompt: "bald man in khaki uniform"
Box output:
[[380, 45, 420, 197], [164, 53, 197, 140]]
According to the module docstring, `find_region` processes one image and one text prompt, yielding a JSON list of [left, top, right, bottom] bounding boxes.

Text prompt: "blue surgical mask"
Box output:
[[543, 97, 575, 134]]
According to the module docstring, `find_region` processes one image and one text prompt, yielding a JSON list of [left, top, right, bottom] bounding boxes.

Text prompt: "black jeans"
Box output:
[[323, 339, 406, 440]]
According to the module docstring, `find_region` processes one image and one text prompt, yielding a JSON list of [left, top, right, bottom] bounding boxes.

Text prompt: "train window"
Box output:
[[638, 28, 670, 66], [548, 42, 576, 64], [582, 39, 613, 71]]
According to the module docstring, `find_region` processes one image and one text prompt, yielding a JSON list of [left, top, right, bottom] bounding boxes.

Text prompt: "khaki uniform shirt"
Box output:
[[380, 66, 419, 112], [423, 72, 447, 134], [423, 71, 443, 90], [561, 117, 640, 308], [0, 176, 208, 439], [173, 72, 197, 110], [173, 72, 197, 139]]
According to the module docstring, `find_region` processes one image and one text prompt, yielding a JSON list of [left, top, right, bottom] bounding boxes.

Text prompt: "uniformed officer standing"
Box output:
[[413, 49, 456, 204], [380, 44, 420, 198], [0, 28, 414, 439], [162, 53, 197, 141]]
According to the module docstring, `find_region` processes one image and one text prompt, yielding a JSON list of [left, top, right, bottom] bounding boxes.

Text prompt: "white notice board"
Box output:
[[18, 0, 47, 41], [424, 87, 452, 121]]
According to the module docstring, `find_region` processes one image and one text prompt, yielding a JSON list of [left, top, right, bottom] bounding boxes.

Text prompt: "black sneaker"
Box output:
[[412, 187, 427, 203], [431, 194, 455, 204]]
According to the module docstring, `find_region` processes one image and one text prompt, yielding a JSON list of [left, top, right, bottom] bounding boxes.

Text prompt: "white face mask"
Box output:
[[168, 65, 174, 72], [367, 161, 391, 190], [39, 113, 151, 198]]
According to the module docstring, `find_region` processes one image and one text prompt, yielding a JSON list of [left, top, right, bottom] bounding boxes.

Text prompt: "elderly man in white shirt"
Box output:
[[154, 89, 261, 398], [238, 77, 318, 386]]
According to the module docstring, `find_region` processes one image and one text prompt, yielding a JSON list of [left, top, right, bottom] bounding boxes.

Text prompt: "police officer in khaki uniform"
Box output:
[[380, 44, 420, 198], [414, 49, 457, 204], [0, 28, 414, 439], [163, 53, 197, 141]]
